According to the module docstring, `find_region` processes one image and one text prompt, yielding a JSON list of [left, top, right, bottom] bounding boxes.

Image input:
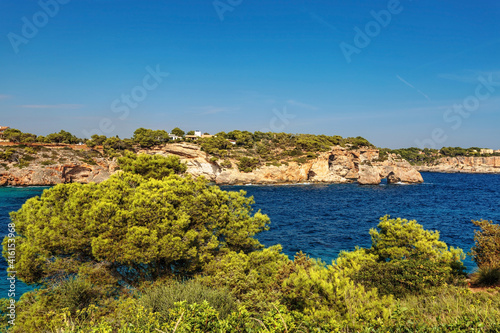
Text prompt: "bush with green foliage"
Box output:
[[473, 267, 500, 286], [369, 216, 465, 265], [280, 254, 393, 329], [200, 245, 290, 313], [140, 279, 237, 319], [200, 136, 232, 157], [0, 148, 16, 161], [335, 216, 466, 298], [353, 259, 456, 298], [470, 219, 500, 269], [117, 151, 187, 179], [220, 159, 232, 169], [238, 157, 260, 172]]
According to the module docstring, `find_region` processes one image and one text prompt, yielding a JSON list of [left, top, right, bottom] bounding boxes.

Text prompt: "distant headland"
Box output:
[[0, 126, 498, 187]]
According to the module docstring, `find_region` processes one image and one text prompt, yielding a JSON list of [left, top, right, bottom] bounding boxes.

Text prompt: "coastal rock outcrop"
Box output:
[[415, 156, 500, 174], [0, 143, 424, 186], [138, 143, 221, 181], [357, 165, 381, 185], [205, 147, 422, 185], [0, 161, 117, 187]]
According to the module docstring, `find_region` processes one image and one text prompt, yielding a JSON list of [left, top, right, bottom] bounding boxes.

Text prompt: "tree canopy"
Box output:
[[170, 127, 185, 137], [369, 215, 464, 263], [132, 128, 170, 148], [117, 152, 187, 179], [2, 128, 37, 143], [5, 172, 270, 286]]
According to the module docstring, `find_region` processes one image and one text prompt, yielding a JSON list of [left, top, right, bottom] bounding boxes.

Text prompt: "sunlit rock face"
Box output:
[[0, 143, 424, 186]]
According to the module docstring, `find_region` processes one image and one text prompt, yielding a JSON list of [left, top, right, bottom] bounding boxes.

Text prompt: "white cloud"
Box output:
[[0, 94, 12, 100]]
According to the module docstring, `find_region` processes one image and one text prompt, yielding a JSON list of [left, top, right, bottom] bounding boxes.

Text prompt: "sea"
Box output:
[[1, 172, 500, 299]]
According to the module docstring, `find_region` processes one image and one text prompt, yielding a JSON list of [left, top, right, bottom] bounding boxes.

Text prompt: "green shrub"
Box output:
[[292, 157, 308, 164], [306, 152, 317, 159], [24, 147, 37, 155], [41, 160, 55, 166], [470, 219, 500, 269], [280, 255, 394, 329], [353, 259, 454, 298], [80, 157, 97, 165], [472, 267, 500, 287], [16, 159, 30, 169], [140, 279, 237, 319], [238, 157, 260, 172], [220, 159, 232, 169], [369, 216, 465, 267], [337, 217, 467, 298], [0, 148, 16, 161], [287, 148, 303, 157], [200, 245, 289, 314], [21, 154, 35, 162], [55, 276, 98, 315]]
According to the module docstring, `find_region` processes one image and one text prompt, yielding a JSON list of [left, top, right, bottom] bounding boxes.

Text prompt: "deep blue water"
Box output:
[[1, 173, 499, 299], [222, 172, 500, 270]]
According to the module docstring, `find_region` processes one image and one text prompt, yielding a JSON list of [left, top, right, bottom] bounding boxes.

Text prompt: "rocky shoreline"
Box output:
[[136, 143, 424, 185], [0, 143, 425, 186], [414, 156, 500, 174]]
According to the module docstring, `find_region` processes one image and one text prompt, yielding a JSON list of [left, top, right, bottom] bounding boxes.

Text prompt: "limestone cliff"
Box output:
[[0, 143, 423, 186], [415, 156, 500, 174], [142, 144, 422, 185], [0, 148, 117, 187]]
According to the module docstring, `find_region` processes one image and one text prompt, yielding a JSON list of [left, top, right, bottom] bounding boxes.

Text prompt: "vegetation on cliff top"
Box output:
[[2, 127, 376, 172], [1, 154, 500, 332], [384, 147, 500, 165], [3, 127, 498, 172]]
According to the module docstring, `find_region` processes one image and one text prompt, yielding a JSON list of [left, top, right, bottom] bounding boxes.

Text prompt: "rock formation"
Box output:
[[0, 159, 117, 187], [0, 143, 424, 186], [415, 156, 500, 174], [156, 145, 423, 185]]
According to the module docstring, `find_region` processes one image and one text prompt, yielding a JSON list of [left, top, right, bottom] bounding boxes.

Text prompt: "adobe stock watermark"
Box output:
[[340, 0, 410, 64], [260, 106, 296, 132], [213, 0, 242, 21], [415, 73, 500, 149], [82, 65, 169, 138], [5, 222, 17, 326], [7, 0, 70, 54]]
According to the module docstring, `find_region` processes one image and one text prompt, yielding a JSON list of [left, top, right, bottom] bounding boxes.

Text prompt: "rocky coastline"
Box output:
[[0, 143, 425, 186], [415, 156, 500, 174]]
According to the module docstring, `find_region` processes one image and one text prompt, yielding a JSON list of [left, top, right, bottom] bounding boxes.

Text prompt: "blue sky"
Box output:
[[0, 0, 499, 149]]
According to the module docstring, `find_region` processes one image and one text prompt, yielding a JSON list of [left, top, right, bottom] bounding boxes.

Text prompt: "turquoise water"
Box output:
[[1, 172, 500, 299], [0, 186, 49, 300]]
